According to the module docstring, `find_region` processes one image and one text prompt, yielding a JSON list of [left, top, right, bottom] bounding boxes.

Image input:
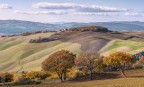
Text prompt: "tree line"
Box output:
[[42, 50, 135, 82]]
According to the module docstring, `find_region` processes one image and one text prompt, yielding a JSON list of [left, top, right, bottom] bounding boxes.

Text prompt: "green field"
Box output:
[[101, 39, 144, 56]]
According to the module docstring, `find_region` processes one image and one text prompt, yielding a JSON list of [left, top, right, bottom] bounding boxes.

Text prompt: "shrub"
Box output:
[[75, 71, 88, 78], [14, 80, 41, 85], [133, 64, 143, 69], [13, 74, 41, 85], [24, 71, 50, 80], [0, 72, 13, 83], [20, 32, 32, 36], [13, 74, 28, 83], [67, 68, 79, 80], [132, 61, 144, 69], [46, 73, 58, 80]]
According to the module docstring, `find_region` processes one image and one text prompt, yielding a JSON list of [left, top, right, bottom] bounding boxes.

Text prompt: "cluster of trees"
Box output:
[[103, 52, 134, 77], [42, 50, 135, 82], [0, 50, 139, 85], [62, 26, 109, 32], [29, 37, 56, 43]]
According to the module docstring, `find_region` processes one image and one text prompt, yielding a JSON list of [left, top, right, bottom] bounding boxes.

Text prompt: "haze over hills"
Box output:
[[0, 20, 59, 35], [0, 20, 144, 35]]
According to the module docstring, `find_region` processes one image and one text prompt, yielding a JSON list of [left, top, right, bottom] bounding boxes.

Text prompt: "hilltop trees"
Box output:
[[64, 26, 109, 32], [75, 52, 100, 80], [42, 50, 76, 82], [103, 52, 134, 78]]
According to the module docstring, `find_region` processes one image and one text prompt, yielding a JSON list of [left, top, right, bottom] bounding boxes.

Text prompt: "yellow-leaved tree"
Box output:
[[103, 52, 134, 78]]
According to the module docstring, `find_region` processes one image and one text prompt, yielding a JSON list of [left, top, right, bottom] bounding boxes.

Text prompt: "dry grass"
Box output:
[[0, 32, 82, 73], [5, 78, 144, 87], [3, 69, 144, 87]]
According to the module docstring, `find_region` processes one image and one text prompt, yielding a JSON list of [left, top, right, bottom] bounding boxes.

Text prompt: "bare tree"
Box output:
[[75, 52, 100, 80]]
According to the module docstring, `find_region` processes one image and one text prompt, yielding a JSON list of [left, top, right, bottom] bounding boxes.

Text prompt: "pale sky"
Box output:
[[0, 0, 144, 23]]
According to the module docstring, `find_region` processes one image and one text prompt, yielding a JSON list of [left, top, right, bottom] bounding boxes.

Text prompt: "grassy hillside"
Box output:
[[0, 31, 144, 73], [101, 39, 144, 56], [0, 33, 82, 73]]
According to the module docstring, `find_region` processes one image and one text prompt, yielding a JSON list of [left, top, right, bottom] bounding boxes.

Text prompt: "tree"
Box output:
[[75, 52, 99, 80], [103, 52, 134, 78], [42, 50, 76, 82], [94, 58, 106, 72]]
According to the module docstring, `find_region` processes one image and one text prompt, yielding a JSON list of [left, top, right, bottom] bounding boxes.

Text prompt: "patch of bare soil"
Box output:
[[56, 31, 132, 52]]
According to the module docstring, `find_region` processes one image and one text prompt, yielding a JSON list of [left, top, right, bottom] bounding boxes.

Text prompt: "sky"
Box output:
[[0, 0, 144, 23]]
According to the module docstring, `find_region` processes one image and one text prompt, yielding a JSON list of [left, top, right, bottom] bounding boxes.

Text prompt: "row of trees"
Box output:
[[42, 50, 135, 82]]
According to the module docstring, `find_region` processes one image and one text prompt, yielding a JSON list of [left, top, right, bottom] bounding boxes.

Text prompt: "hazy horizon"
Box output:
[[0, 19, 144, 23], [0, 0, 144, 22]]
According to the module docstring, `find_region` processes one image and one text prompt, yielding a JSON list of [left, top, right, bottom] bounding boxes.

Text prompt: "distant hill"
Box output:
[[0, 20, 144, 35], [0, 20, 61, 34], [59, 21, 144, 31]]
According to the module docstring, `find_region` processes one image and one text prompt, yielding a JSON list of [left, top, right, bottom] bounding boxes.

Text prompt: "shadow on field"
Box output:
[[127, 76, 144, 78], [71, 73, 121, 82]]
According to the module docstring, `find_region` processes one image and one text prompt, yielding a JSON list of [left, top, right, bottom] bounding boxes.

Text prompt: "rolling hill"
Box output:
[[0, 27, 144, 73], [0, 20, 60, 35], [0, 32, 82, 72]]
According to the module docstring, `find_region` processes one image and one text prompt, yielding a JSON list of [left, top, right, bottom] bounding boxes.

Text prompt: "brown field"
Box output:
[[6, 78, 144, 87], [57, 31, 144, 52], [4, 69, 144, 87]]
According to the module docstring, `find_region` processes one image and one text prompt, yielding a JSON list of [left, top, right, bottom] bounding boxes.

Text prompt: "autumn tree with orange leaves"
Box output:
[[103, 52, 134, 78], [42, 50, 76, 82]]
